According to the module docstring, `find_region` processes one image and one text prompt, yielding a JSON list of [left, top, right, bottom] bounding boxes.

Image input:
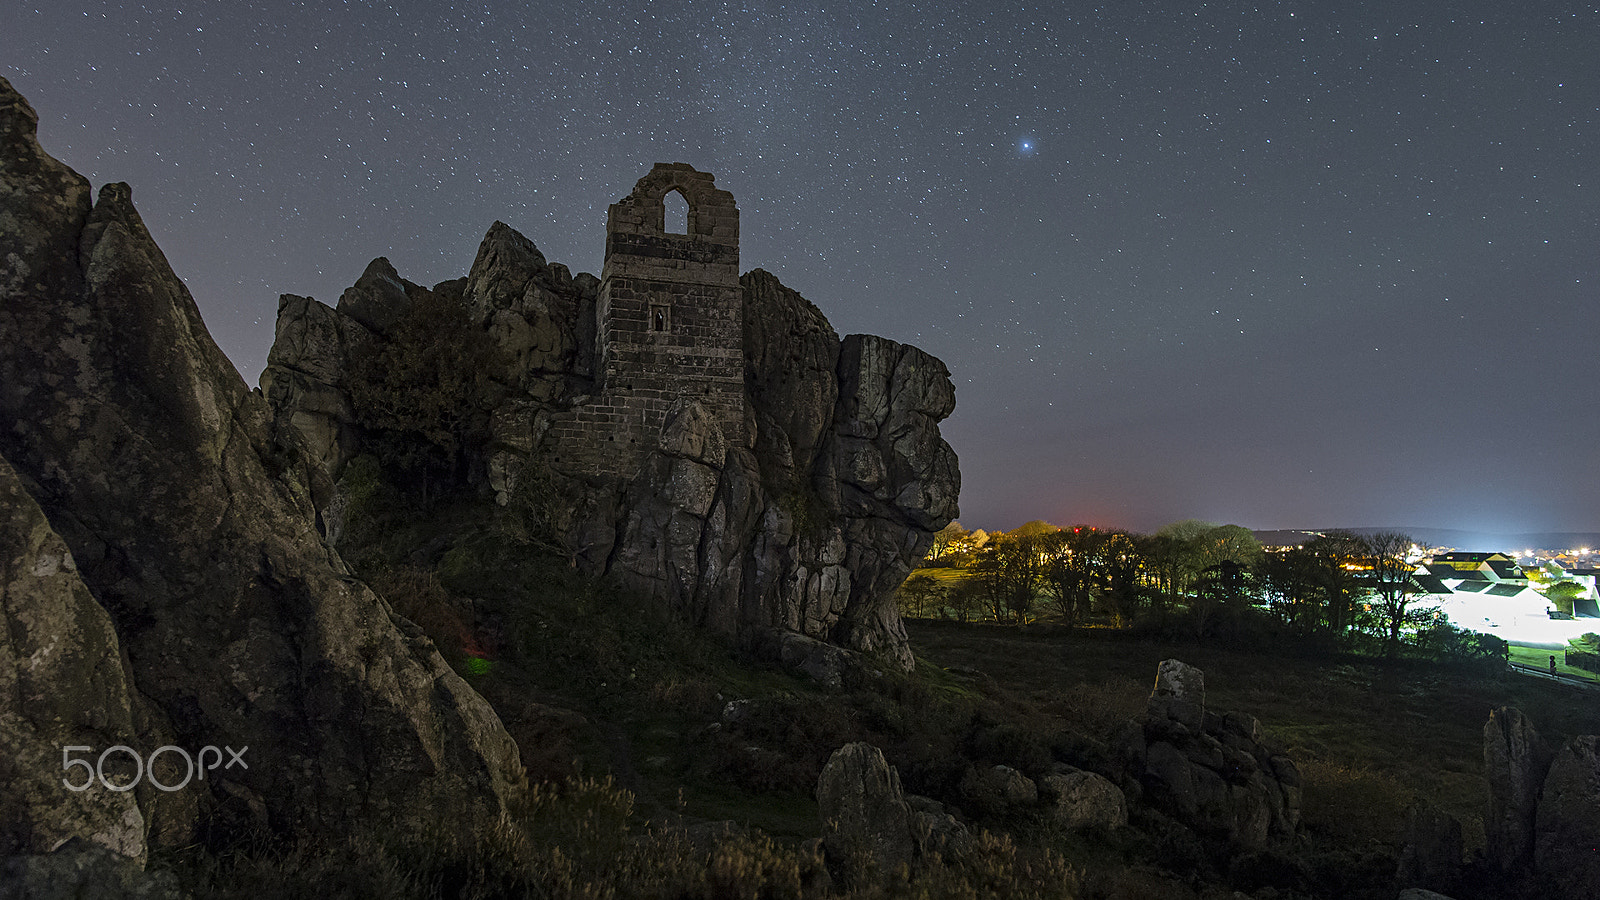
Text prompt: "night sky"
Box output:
[[6, 2, 1597, 537]]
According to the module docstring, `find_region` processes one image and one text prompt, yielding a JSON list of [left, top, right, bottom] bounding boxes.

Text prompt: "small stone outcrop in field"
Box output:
[[1117, 659, 1301, 848], [816, 742, 970, 884]]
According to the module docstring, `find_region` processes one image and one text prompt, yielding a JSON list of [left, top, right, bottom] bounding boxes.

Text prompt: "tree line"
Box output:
[[902, 520, 1505, 663]]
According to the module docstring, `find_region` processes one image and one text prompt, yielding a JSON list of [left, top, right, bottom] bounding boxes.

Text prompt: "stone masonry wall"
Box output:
[[549, 164, 747, 478]]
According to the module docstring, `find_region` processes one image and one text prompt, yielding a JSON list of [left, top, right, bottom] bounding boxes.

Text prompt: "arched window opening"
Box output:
[[663, 189, 689, 235]]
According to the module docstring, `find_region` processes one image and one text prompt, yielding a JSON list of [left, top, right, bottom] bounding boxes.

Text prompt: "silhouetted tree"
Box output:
[[1039, 526, 1099, 626], [1259, 546, 1325, 636], [1189, 559, 1257, 639], [924, 522, 970, 566], [1302, 531, 1366, 640], [1360, 531, 1419, 655], [969, 533, 1042, 622], [1096, 531, 1146, 627], [897, 573, 945, 618]]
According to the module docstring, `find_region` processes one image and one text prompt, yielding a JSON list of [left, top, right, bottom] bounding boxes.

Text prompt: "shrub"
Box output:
[[1411, 621, 1508, 672], [1566, 646, 1600, 674]]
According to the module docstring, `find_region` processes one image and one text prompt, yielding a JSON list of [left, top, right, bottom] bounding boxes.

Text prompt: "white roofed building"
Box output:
[[1410, 552, 1598, 644]]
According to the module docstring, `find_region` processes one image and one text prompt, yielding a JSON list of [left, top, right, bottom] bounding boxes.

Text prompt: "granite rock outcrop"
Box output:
[[815, 742, 970, 884], [1482, 706, 1555, 874], [1534, 734, 1600, 898], [1117, 659, 1301, 848], [1479, 707, 1599, 897], [261, 166, 959, 673], [0, 76, 525, 859]]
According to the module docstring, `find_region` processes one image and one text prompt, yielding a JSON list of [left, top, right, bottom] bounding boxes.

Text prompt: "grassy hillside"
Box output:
[[908, 620, 1600, 859], [164, 482, 1600, 898]]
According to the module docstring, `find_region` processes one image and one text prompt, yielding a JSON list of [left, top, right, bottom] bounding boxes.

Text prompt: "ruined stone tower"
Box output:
[[548, 163, 749, 477]]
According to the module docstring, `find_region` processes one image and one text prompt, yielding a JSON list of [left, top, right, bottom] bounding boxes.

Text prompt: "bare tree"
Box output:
[[1361, 531, 1418, 655]]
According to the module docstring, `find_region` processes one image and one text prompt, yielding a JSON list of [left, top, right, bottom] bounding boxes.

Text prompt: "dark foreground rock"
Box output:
[[816, 742, 970, 884], [1533, 734, 1600, 898], [1477, 708, 1599, 898], [1396, 800, 1463, 895], [0, 75, 525, 859], [1483, 706, 1554, 873]]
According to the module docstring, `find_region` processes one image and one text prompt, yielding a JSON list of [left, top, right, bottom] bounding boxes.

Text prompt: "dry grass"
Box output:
[[906, 618, 1600, 869]]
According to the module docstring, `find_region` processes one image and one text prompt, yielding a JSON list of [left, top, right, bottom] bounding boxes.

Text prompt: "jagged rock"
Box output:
[[1040, 768, 1128, 831], [0, 76, 525, 851], [1534, 734, 1600, 898], [1119, 659, 1299, 848], [0, 456, 146, 862], [743, 268, 840, 477], [465, 221, 546, 314], [1147, 658, 1206, 731], [258, 294, 371, 478], [1396, 890, 1459, 900], [335, 256, 418, 334], [1483, 706, 1554, 873], [816, 743, 970, 884], [817, 742, 917, 882], [1396, 800, 1462, 894]]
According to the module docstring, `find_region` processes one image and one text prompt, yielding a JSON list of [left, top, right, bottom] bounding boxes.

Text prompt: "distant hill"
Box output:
[[1252, 527, 1600, 553]]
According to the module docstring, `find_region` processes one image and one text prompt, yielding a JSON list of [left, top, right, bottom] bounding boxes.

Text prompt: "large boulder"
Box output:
[[1483, 706, 1554, 873], [816, 742, 970, 884], [1039, 768, 1128, 832], [1534, 735, 1600, 898], [816, 742, 917, 880], [0, 76, 525, 851]]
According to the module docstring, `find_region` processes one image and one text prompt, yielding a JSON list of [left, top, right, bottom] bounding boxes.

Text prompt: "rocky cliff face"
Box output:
[[0, 76, 525, 860], [261, 198, 959, 674]]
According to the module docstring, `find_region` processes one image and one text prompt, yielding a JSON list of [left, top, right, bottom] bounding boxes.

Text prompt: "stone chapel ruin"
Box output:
[[263, 162, 961, 674], [547, 163, 749, 475]]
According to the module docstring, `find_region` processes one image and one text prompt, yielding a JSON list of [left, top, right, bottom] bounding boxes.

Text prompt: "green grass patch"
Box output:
[[1507, 641, 1600, 683]]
